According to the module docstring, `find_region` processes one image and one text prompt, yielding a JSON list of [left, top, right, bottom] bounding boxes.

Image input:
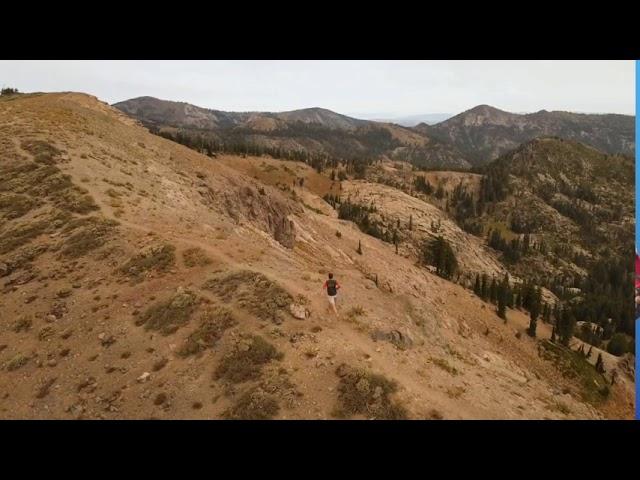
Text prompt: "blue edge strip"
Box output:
[[636, 60, 639, 420]]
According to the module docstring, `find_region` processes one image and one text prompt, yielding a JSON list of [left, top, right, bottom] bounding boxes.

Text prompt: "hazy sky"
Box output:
[[0, 60, 635, 117]]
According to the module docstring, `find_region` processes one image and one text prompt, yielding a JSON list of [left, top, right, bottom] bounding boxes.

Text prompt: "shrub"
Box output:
[[223, 387, 280, 420], [182, 247, 212, 268], [606, 333, 633, 356], [332, 364, 407, 420], [177, 307, 237, 357], [119, 244, 176, 280], [214, 335, 283, 384], [204, 270, 292, 324], [136, 290, 198, 335], [60, 217, 118, 258]]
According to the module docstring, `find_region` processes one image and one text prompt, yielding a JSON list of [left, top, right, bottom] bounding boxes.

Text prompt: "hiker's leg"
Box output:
[[331, 296, 339, 316]]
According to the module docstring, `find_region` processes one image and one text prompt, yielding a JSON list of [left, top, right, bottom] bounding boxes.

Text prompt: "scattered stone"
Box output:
[[56, 289, 72, 298], [35, 378, 57, 399], [289, 303, 310, 320], [152, 358, 168, 372], [137, 372, 151, 383]]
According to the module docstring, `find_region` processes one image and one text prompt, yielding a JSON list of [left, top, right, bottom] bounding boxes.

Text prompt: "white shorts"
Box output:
[[327, 294, 337, 306]]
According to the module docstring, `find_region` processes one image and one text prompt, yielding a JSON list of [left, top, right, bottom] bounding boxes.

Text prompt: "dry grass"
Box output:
[[430, 357, 460, 376], [214, 335, 283, 384], [177, 307, 237, 357], [182, 247, 212, 268], [12, 316, 32, 333], [332, 364, 408, 420], [6, 354, 30, 371]]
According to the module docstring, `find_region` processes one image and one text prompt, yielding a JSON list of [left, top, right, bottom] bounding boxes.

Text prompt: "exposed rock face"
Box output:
[[423, 104, 635, 165]]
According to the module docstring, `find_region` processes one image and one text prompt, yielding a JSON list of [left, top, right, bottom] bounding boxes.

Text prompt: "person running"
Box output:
[[323, 272, 341, 317]]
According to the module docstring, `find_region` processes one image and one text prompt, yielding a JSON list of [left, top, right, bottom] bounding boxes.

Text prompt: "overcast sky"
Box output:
[[0, 60, 635, 117]]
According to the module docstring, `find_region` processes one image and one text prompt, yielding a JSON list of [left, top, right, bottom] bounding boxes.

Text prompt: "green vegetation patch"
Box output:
[[539, 340, 610, 405], [0, 244, 48, 277], [119, 244, 176, 280], [177, 307, 237, 357], [332, 364, 408, 420], [60, 217, 118, 258], [203, 270, 292, 323], [6, 354, 30, 371], [0, 193, 39, 220], [214, 335, 283, 384], [0, 219, 50, 254], [136, 290, 199, 335], [223, 386, 280, 420]]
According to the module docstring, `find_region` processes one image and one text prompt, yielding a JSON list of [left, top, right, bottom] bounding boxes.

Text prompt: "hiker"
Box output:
[[323, 272, 341, 317]]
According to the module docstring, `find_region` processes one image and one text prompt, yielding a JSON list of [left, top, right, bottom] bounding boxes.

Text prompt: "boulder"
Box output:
[[289, 303, 309, 320]]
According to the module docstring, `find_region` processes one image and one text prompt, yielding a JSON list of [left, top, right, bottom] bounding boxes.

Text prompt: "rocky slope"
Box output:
[[421, 104, 635, 165], [0, 92, 633, 419], [113, 96, 471, 170]]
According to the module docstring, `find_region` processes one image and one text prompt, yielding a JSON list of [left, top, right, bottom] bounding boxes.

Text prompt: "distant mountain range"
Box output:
[[113, 97, 635, 169], [361, 113, 454, 127], [421, 104, 635, 164]]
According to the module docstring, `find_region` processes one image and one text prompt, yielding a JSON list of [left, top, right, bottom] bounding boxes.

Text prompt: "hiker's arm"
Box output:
[[322, 281, 327, 290]]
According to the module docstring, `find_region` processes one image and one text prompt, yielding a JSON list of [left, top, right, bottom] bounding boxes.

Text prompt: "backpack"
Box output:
[[326, 279, 337, 296]]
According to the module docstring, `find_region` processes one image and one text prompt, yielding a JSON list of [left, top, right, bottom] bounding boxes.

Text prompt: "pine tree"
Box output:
[[473, 274, 481, 296], [586, 345, 593, 359], [356, 240, 363, 255], [497, 275, 508, 320], [557, 308, 576, 347], [423, 236, 458, 280], [595, 353, 605, 374], [489, 278, 498, 304], [551, 326, 557, 343], [408, 215, 413, 231], [481, 274, 488, 301]]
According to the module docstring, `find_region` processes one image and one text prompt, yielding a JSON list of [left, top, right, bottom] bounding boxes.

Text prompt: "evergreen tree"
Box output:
[[557, 308, 576, 347], [423, 236, 458, 280], [473, 274, 481, 296], [551, 326, 557, 343], [595, 353, 605, 374], [489, 278, 498, 304], [497, 275, 508, 320], [408, 215, 413, 231], [481, 274, 488, 301], [586, 345, 593, 359], [356, 240, 363, 255]]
